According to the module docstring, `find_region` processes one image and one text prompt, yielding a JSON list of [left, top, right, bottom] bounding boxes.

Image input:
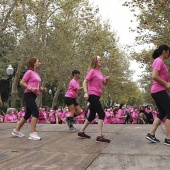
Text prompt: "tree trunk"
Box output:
[[11, 60, 25, 107], [52, 85, 61, 109], [36, 92, 42, 108]]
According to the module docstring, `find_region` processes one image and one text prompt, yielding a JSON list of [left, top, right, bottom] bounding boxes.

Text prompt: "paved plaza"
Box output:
[[0, 123, 170, 170]]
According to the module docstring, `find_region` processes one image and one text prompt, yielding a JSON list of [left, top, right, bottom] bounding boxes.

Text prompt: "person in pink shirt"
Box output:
[[152, 107, 158, 120], [48, 109, 59, 124], [62, 107, 71, 124], [38, 108, 47, 124], [75, 111, 85, 124], [4, 108, 17, 123], [112, 107, 118, 124], [12, 57, 47, 140], [17, 107, 25, 121], [56, 106, 63, 124], [104, 108, 112, 124], [78, 56, 110, 143], [0, 110, 5, 123], [145, 45, 170, 145], [131, 107, 139, 124], [116, 104, 127, 124], [64, 70, 83, 131]]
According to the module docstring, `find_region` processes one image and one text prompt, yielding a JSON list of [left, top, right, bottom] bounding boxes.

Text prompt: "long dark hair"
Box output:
[[119, 103, 124, 109], [152, 44, 169, 59]]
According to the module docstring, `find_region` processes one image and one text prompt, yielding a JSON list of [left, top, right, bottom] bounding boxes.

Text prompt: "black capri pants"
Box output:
[[87, 95, 105, 122], [23, 92, 39, 120], [151, 90, 170, 120], [64, 97, 78, 106]]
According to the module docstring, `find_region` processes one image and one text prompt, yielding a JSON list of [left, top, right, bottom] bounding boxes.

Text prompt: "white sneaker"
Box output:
[[12, 129, 25, 137], [28, 132, 41, 140]]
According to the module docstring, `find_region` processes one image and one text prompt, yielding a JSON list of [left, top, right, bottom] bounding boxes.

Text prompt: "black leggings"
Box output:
[[151, 90, 170, 120], [23, 92, 39, 120], [87, 95, 105, 122]]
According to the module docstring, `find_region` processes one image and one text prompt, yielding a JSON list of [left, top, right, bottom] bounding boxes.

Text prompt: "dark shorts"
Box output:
[[64, 97, 78, 106], [151, 90, 170, 120]]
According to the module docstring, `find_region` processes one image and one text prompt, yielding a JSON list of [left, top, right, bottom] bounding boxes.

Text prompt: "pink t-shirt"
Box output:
[[23, 70, 41, 96], [151, 58, 168, 93], [104, 111, 112, 124], [75, 114, 84, 124], [4, 114, 15, 122], [116, 109, 125, 124], [38, 111, 47, 124], [86, 69, 106, 97], [0, 115, 4, 122], [65, 79, 80, 98], [49, 112, 56, 123], [56, 110, 63, 121], [131, 111, 139, 124], [17, 111, 25, 120]]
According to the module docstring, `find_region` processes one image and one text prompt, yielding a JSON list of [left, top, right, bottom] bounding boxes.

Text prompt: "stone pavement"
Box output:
[[0, 123, 170, 170]]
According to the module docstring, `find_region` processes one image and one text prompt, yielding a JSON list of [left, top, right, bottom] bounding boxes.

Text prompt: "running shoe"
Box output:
[[145, 133, 160, 143], [77, 132, 91, 138], [12, 129, 25, 137], [96, 136, 110, 143], [28, 132, 41, 140], [164, 138, 170, 146]]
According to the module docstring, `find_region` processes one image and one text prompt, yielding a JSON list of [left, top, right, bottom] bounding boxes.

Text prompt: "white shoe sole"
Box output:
[[164, 142, 170, 146], [28, 136, 41, 140], [12, 132, 24, 138], [145, 136, 157, 143]]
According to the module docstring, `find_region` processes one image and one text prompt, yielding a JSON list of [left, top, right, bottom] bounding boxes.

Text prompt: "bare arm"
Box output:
[[152, 70, 170, 89], [103, 76, 109, 85], [20, 79, 37, 92], [83, 79, 88, 100], [77, 87, 83, 91]]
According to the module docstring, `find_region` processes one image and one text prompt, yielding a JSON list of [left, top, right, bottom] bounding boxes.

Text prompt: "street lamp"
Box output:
[[48, 89, 52, 95], [48, 89, 53, 107], [6, 65, 14, 108]]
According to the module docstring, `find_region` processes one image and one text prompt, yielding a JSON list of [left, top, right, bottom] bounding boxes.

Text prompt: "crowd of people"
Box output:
[[0, 104, 163, 125]]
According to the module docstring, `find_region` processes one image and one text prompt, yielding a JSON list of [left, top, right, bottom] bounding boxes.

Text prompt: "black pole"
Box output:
[[8, 75, 12, 108]]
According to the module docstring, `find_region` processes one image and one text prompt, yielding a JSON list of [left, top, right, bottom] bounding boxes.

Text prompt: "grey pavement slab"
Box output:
[[0, 123, 169, 170]]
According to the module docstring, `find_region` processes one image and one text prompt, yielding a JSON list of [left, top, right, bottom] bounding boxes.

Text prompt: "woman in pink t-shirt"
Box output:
[[78, 56, 110, 143], [145, 45, 170, 145], [56, 106, 63, 124], [12, 57, 47, 141], [104, 109, 112, 124], [131, 107, 139, 124], [17, 107, 25, 121], [64, 70, 83, 131], [48, 109, 58, 124], [116, 104, 127, 124]]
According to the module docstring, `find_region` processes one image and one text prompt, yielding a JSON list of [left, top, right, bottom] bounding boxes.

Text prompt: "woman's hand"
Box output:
[[40, 87, 47, 92], [31, 87, 37, 93]]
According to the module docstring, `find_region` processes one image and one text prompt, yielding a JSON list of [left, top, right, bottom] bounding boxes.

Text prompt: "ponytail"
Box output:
[[152, 44, 169, 59]]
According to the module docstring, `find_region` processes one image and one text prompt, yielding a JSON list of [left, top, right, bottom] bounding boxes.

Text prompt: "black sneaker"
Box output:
[[145, 133, 160, 143], [77, 132, 91, 139], [96, 136, 110, 143], [164, 138, 170, 146]]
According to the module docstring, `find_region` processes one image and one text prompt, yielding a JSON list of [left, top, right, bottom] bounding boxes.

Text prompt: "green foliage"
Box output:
[[0, 0, 143, 107]]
